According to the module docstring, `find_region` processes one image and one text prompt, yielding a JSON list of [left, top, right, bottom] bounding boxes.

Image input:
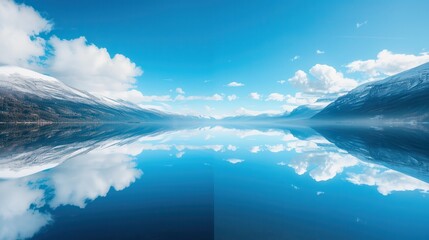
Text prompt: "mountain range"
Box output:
[[1, 62, 428, 123]]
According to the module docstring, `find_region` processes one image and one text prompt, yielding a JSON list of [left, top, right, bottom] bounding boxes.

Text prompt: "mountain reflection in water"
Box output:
[[1, 123, 429, 240]]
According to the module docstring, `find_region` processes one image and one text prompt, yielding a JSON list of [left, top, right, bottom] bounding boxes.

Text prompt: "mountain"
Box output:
[[313, 62, 429, 122], [0, 66, 168, 122]]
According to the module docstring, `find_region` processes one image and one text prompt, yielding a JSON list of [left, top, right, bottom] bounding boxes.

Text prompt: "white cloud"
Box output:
[[175, 144, 224, 152], [356, 21, 368, 28], [277, 80, 286, 84], [249, 92, 261, 100], [346, 49, 429, 77], [226, 159, 244, 164], [0, 180, 51, 240], [289, 64, 357, 94], [347, 168, 429, 195], [176, 151, 185, 158], [175, 93, 223, 101], [111, 89, 172, 103], [227, 81, 244, 87], [0, 0, 52, 66], [227, 94, 238, 101], [289, 152, 359, 182], [288, 70, 309, 90], [291, 55, 300, 61], [266, 144, 286, 153], [48, 36, 143, 99], [175, 88, 185, 94], [235, 107, 283, 116], [316, 191, 325, 196], [250, 146, 262, 153], [227, 145, 238, 151], [49, 152, 142, 208], [316, 50, 325, 55], [266, 93, 286, 101]]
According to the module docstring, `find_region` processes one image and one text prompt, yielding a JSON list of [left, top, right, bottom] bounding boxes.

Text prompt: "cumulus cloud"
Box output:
[[249, 92, 261, 100], [346, 50, 429, 77], [227, 145, 238, 151], [176, 151, 185, 158], [288, 64, 357, 94], [175, 93, 223, 101], [48, 36, 143, 98], [226, 158, 244, 164], [347, 168, 429, 195], [235, 107, 283, 116], [266, 144, 286, 153], [227, 81, 245, 87], [288, 70, 309, 90], [175, 88, 185, 94], [266, 93, 286, 101], [250, 146, 261, 153], [277, 80, 286, 84], [49, 152, 142, 208], [227, 82, 244, 87], [227, 94, 238, 101], [0, 180, 51, 240], [316, 50, 325, 55], [111, 89, 172, 103], [0, 0, 52, 66]]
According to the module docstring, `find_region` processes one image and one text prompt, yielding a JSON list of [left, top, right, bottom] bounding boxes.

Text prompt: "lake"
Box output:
[[1, 123, 429, 240]]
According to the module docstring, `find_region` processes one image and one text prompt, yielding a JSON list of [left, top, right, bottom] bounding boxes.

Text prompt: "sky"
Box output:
[[2, 0, 429, 117]]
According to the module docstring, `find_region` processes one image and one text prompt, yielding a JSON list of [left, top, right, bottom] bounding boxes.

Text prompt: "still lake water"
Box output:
[[1, 123, 429, 240]]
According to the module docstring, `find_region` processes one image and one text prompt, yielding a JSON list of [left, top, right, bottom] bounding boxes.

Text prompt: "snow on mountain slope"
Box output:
[[0, 66, 148, 110], [0, 66, 168, 122], [314, 62, 429, 121], [0, 66, 96, 103]]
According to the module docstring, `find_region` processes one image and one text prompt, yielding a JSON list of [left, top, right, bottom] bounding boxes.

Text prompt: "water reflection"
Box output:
[[1, 123, 429, 239]]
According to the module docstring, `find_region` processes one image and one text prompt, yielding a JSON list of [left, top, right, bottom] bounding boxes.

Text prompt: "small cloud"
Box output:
[[227, 145, 238, 151], [291, 55, 300, 61], [266, 93, 286, 101], [277, 80, 286, 84], [316, 50, 325, 55], [227, 158, 244, 164], [250, 146, 261, 153], [176, 152, 185, 158], [176, 88, 185, 94], [316, 191, 325, 196], [175, 94, 223, 101], [356, 21, 368, 28], [266, 144, 286, 153], [227, 94, 238, 101], [227, 81, 245, 87], [277, 161, 287, 166], [291, 184, 299, 190], [249, 92, 261, 100], [205, 105, 214, 112]]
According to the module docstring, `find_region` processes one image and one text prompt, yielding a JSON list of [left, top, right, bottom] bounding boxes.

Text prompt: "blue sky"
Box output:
[[5, 0, 429, 116]]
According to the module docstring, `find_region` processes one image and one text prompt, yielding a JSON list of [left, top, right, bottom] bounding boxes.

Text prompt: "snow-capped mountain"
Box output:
[[0, 66, 167, 122], [314, 62, 429, 121]]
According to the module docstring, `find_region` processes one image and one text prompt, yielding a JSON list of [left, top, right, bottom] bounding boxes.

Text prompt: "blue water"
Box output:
[[1, 124, 429, 239]]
